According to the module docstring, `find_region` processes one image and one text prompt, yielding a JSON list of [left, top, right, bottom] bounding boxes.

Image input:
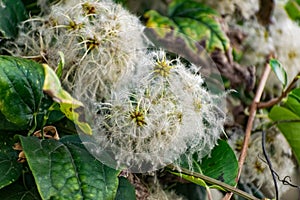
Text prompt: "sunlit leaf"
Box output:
[[43, 64, 92, 135], [169, 171, 225, 191], [269, 59, 287, 87], [285, 0, 300, 24], [144, 0, 230, 58], [269, 88, 300, 163]]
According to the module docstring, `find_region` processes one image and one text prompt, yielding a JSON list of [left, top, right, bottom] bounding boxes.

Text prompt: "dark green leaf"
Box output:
[[0, 176, 41, 200], [115, 177, 136, 200], [269, 59, 287, 87], [0, 134, 22, 189], [172, 183, 206, 200], [113, 0, 128, 6], [174, 140, 238, 188], [19, 135, 120, 200], [200, 140, 238, 186], [21, 0, 43, 16], [21, 0, 60, 16], [0, 0, 28, 39], [144, 0, 230, 55], [0, 56, 45, 131], [168, 0, 218, 17], [35, 96, 65, 128]]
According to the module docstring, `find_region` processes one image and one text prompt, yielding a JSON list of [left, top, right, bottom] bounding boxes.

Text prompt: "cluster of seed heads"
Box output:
[[10, 0, 146, 99], [8, 0, 226, 172]]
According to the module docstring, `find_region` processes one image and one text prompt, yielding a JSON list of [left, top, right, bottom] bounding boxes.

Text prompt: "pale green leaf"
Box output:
[[269, 59, 287, 87], [43, 64, 92, 135], [269, 89, 300, 163]]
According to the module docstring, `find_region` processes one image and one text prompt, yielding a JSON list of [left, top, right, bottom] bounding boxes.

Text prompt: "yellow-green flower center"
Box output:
[[68, 20, 84, 31], [154, 60, 172, 77], [130, 109, 147, 127], [82, 3, 96, 15], [86, 37, 100, 51], [193, 98, 202, 112]]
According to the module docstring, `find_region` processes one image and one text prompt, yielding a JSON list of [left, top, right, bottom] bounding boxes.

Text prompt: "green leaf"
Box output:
[[269, 88, 300, 163], [115, 177, 136, 200], [144, 0, 230, 54], [269, 59, 287, 87], [285, 88, 300, 116], [21, 0, 41, 15], [0, 134, 22, 189], [19, 135, 120, 200], [199, 140, 238, 186], [0, 0, 28, 39], [43, 64, 92, 135], [35, 96, 65, 128], [0, 56, 45, 131], [0, 177, 41, 200], [285, 0, 300, 24], [172, 140, 238, 188], [56, 51, 65, 79], [269, 103, 300, 163]]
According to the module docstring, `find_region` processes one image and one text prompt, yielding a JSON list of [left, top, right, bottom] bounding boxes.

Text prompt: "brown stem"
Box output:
[[223, 62, 272, 200], [206, 187, 213, 200], [257, 72, 300, 108]]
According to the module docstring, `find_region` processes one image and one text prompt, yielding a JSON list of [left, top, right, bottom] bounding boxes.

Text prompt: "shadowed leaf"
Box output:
[[0, 0, 27, 39]]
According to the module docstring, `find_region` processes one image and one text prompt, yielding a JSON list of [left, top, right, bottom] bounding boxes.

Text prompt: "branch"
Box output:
[[223, 61, 272, 200], [257, 72, 300, 108], [167, 165, 259, 200]]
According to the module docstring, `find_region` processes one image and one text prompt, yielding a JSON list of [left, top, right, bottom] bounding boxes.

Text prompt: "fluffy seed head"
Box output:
[[84, 50, 226, 172], [8, 0, 148, 99]]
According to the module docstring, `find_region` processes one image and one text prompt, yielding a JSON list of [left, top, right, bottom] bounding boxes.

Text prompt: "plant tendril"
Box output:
[[262, 130, 279, 200]]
